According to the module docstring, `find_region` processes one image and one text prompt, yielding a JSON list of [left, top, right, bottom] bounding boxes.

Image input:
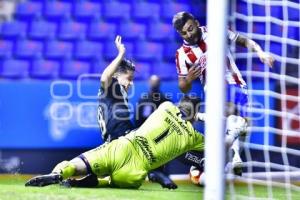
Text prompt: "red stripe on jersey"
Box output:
[[199, 40, 207, 53], [183, 46, 191, 53], [232, 73, 242, 85], [183, 46, 197, 63], [175, 51, 181, 74], [187, 50, 197, 63]]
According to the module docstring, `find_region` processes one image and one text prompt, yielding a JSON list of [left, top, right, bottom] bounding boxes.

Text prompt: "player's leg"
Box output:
[[25, 157, 87, 187], [25, 142, 113, 187], [148, 165, 177, 189], [226, 85, 249, 175]]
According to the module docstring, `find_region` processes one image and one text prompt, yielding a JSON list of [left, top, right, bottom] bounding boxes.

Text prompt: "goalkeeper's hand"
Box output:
[[258, 51, 275, 68]]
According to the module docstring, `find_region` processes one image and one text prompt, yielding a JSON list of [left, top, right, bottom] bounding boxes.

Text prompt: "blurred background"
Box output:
[[0, 0, 299, 176]]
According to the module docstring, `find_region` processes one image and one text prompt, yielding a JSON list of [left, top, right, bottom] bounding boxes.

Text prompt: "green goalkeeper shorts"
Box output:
[[82, 137, 148, 189]]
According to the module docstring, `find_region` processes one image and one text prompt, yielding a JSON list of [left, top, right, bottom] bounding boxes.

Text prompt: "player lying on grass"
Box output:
[[25, 95, 245, 189], [98, 35, 176, 188]]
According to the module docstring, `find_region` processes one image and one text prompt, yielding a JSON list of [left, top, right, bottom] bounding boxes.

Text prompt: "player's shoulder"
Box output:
[[176, 45, 185, 54], [158, 101, 175, 110]]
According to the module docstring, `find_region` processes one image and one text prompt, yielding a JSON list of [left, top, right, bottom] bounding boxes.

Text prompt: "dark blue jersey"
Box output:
[[98, 78, 134, 141]]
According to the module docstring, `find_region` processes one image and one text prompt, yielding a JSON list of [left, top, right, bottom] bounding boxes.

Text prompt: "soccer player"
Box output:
[[25, 95, 245, 189], [98, 36, 176, 188], [136, 75, 177, 188], [172, 11, 274, 175], [97, 35, 135, 142]]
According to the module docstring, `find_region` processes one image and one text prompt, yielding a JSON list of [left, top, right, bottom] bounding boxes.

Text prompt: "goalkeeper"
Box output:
[[25, 95, 244, 189]]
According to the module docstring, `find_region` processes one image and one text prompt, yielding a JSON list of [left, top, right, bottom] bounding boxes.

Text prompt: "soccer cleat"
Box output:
[[60, 174, 98, 188], [148, 171, 178, 189], [25, 173, 62, 187], [231, 150, 243, 176], [232, 148, 244, 176]]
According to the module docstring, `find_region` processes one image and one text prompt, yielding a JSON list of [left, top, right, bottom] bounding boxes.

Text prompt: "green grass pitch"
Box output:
[[0, 175, 299, 200]]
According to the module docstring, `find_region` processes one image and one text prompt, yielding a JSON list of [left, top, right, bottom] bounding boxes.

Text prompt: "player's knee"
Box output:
[[226, 115, 248, 135], [52, 160, 76, 179]]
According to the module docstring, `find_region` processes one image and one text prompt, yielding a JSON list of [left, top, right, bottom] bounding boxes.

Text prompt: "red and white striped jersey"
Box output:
[[175, 26, 246, 86]]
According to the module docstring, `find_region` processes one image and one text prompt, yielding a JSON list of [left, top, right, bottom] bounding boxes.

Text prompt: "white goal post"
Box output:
[[204, 0, 228, 200]]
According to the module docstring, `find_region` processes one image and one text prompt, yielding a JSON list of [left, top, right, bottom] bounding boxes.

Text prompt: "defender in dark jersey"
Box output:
[[97, 35, 135, 142]]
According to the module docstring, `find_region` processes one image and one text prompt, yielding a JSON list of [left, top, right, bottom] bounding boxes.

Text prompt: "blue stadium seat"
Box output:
[[0, 21, 27, 39], [288, 7, 299, 21], [58, 20, 86, 41], [87, 20, 116, 41], [270, 41, 282, 55], [253, 22, 265, 34], [15, 40, 43, 59], [134, 41, 163, 61], [44, 40, 73, 59], [288, 26, 299, 40], [73, 1, 101, 21], [151, 61, 177, 80], [61, 60, 91, 79], [132, 2, 159, 22], [235, 58, 247, 72], [103, 40, 133, 61], [44, 1, 71, 21], [14, 1, 42, 20], [91, 58, 109, 74], [31, 59, 60, 79], [147, 21, 175, 41], [191, 1, 206, 19], [1, 59, 29, 78], [236, 45, 248, 53], [119, 21, 145, 41], [271, 6, 282, 19], [0, 40, 13, 58], [235, 19, 248, 33], [74, 41, 102, 60], [28, 19, 56, 40], [287, 44, 298, 59], [252, 59, 266, 72], [252, 4, 265, 16], [163, 41, 180, 61], [102, 2, 130, 22], [236, 1, 248, 15], [271, 23, 282, 37], [134, 62, 151, 80], [161, 2, 191, 21]]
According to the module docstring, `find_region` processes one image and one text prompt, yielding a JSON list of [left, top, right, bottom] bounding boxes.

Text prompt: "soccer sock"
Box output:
[[225, 132, 238, 148], [52, 161, 76, 179], [231, 138, 240, 155], [97, 176, 111, 187]]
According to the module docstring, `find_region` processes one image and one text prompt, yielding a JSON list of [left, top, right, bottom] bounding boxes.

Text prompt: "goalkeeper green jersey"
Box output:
[[81, 101, 204, 188], [125, 101, 205, 170]]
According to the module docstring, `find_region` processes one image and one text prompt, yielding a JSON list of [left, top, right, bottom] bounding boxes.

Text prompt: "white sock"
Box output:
[[231, 138, 240, 155]]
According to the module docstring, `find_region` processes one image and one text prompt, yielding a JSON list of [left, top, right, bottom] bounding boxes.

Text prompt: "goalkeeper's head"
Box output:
[[115, 59, 136, 92], [178, 95, 201, 121], [172, 11, 201, 45]]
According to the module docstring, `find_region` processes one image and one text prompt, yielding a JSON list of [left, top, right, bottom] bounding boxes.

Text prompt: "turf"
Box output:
[[0, 175, 299, 200]]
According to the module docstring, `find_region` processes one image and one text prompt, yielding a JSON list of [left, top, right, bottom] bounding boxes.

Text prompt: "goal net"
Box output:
[[228, 0, 300, 199]]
